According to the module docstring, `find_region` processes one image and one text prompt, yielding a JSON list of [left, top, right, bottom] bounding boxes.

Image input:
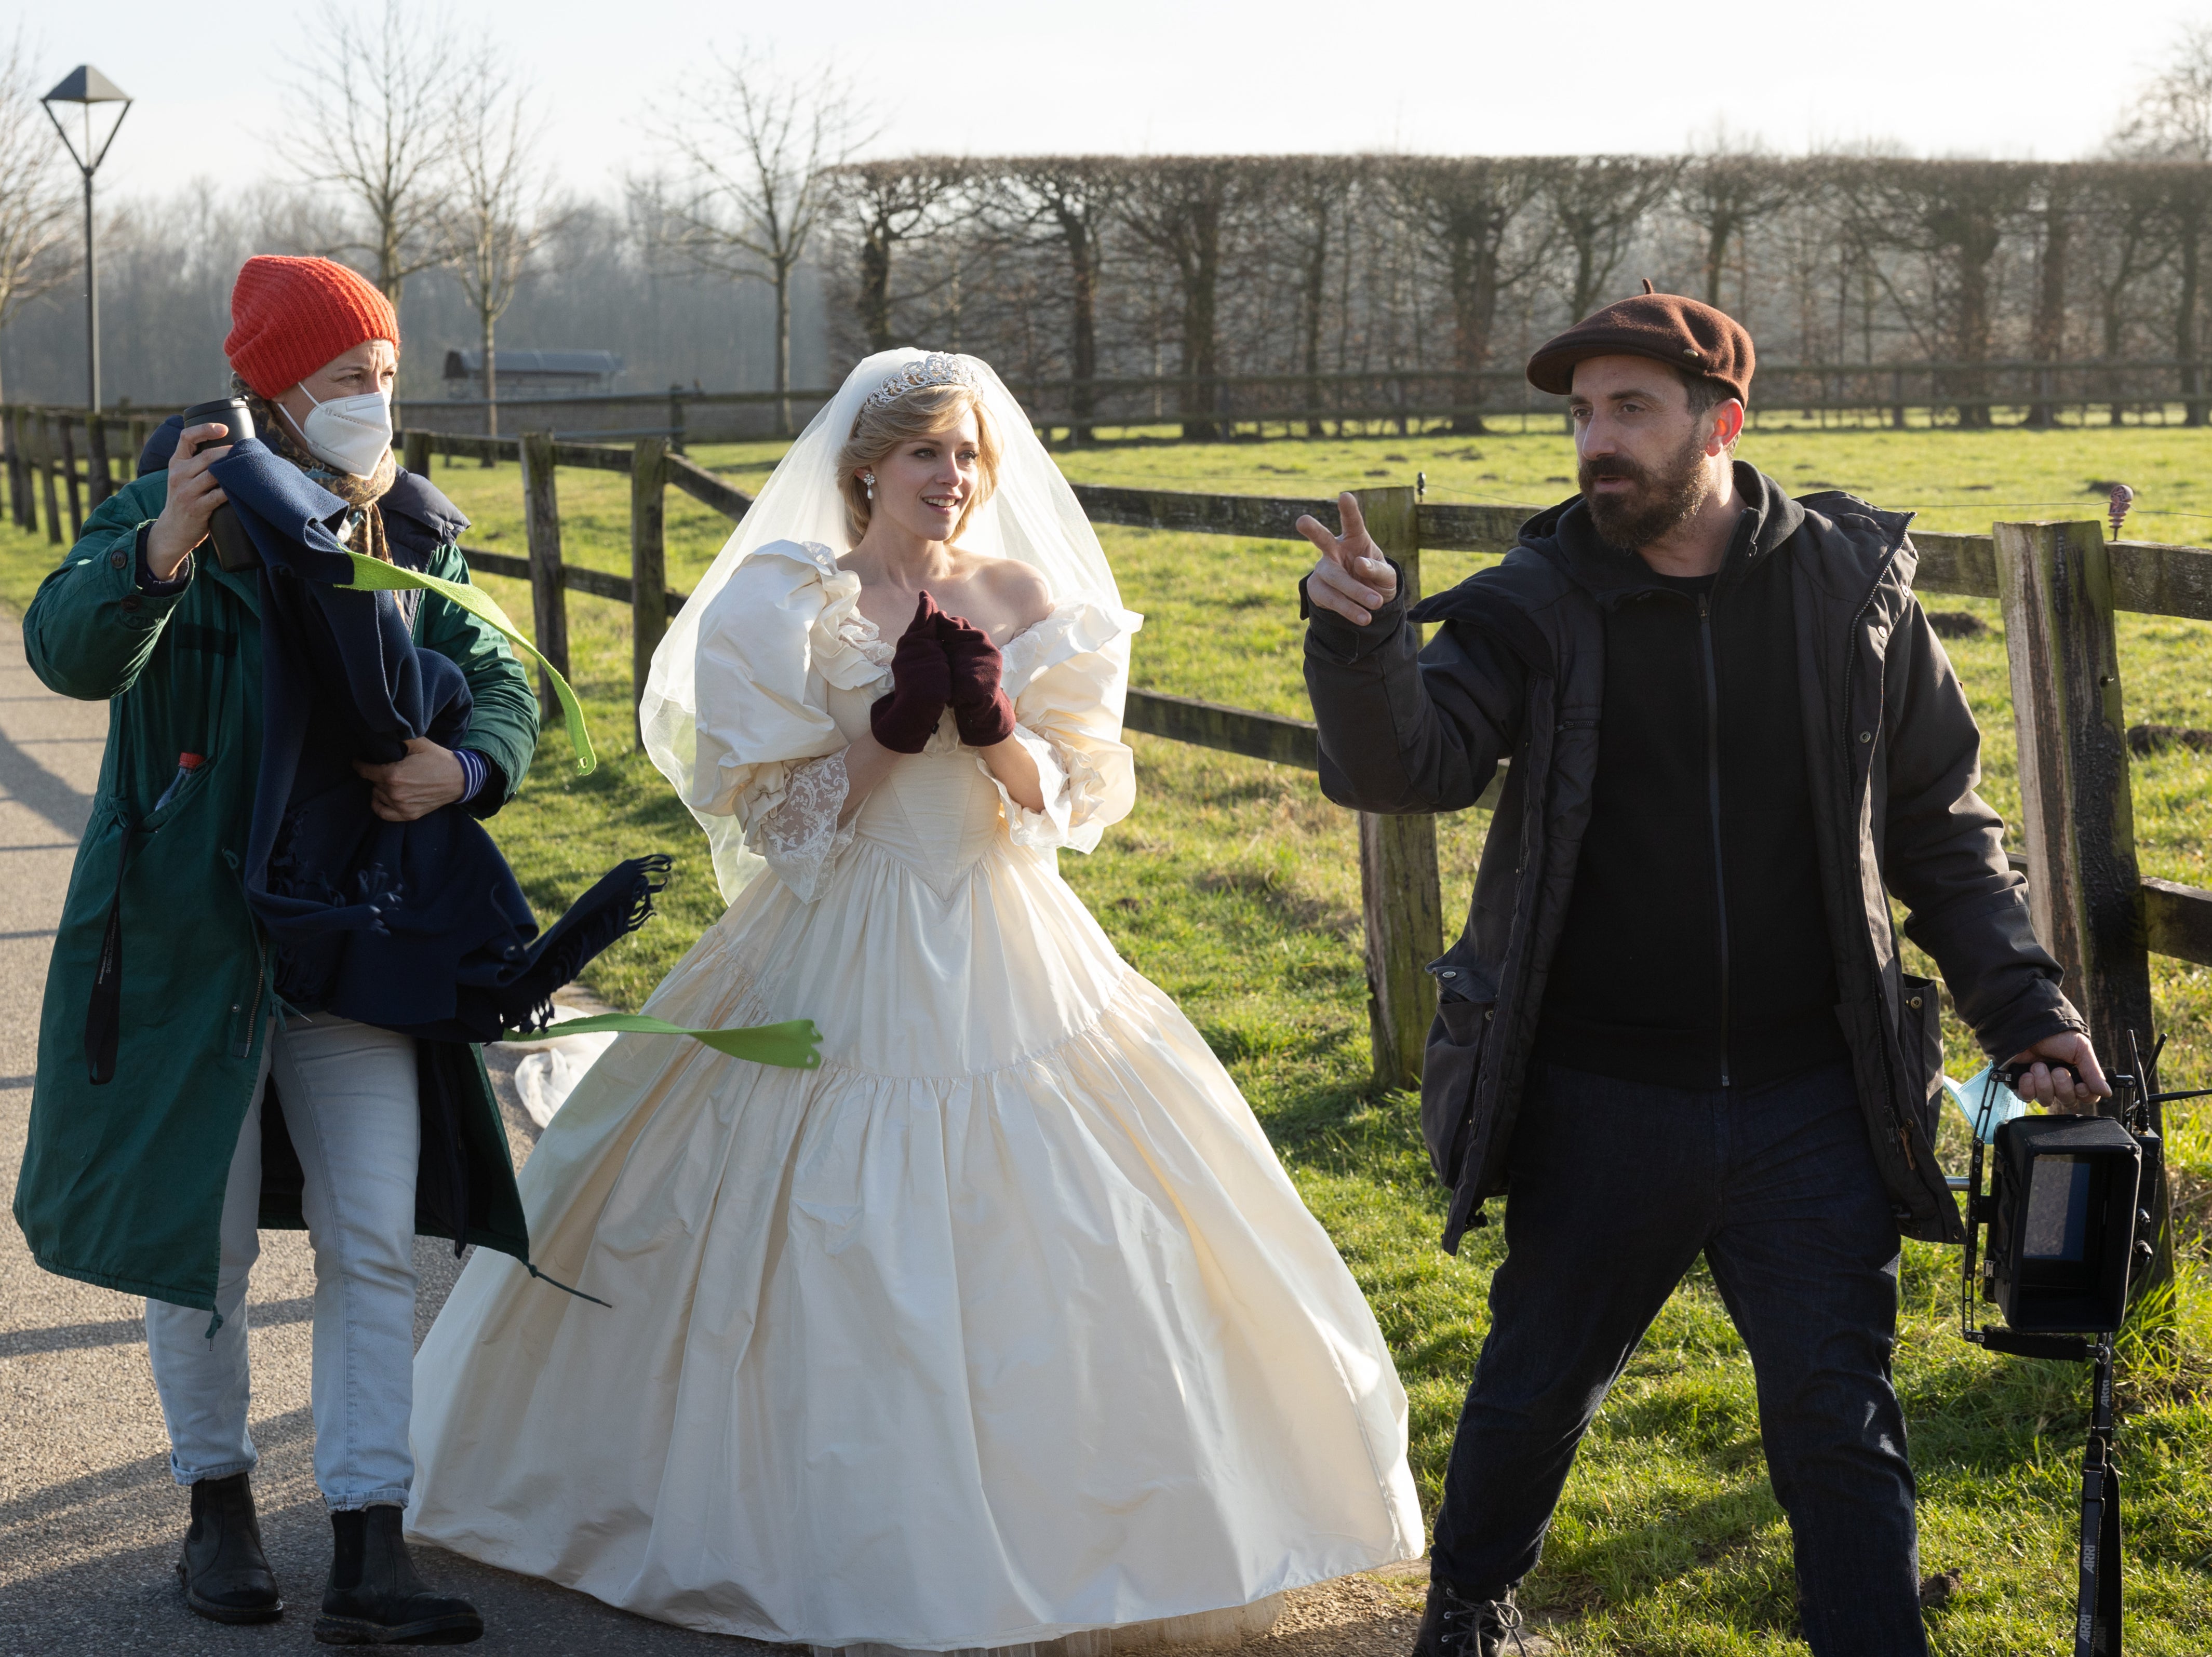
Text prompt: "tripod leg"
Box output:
[[2095, 1462, 2122, 1656], [2075, 1459, 2105, 1657]]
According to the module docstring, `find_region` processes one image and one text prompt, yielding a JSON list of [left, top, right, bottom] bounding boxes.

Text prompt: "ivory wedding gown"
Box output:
[[406, 540, 1424, 1648]]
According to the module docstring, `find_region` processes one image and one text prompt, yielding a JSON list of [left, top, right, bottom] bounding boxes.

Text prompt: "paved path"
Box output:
[[0, 623, 1434, 1657]]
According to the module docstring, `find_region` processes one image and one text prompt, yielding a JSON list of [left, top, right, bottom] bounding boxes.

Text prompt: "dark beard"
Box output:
[[1579, 429, 1713, 550]]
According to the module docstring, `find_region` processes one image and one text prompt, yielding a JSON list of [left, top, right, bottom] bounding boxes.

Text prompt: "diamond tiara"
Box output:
[[859, 352, 980, 414]]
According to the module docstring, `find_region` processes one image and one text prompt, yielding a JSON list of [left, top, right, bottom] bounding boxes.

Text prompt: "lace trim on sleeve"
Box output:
[[977, 724, 1085, 850], [745, 750, 855, 900]]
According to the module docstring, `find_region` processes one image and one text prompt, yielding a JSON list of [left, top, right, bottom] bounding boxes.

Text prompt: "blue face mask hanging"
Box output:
[[1942, 1063, 2033, 1143]]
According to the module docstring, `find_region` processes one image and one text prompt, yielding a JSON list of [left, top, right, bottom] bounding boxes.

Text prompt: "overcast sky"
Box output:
[[29, 0, 2212, 201]]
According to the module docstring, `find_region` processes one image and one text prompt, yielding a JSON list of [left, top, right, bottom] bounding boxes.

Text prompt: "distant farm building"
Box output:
[[442, 349, 624, 399]]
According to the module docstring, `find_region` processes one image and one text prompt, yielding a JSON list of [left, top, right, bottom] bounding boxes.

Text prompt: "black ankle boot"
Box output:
[[314, 1505, 482, 1646], [176, 1471, 283, 1624], [1411, 1580, 1525, 1657]]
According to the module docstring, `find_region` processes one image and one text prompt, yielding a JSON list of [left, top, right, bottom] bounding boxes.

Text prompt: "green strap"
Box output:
[[499, 1013, 823, 1070], [344, 551, 596, 774]]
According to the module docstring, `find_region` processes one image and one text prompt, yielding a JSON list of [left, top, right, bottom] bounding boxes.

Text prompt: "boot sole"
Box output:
[[185, 1592, 285, 1626], [313, 1610, 484, 1646], [178, 1562, 284, 1625]]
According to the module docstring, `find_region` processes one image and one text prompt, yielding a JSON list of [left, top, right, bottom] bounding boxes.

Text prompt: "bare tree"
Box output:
[[1538, 156, 1683, 322], [1843, 159, 2035, 427], [2114, 21, 2212, 157], [987, 158, 1128, 441], [2154, 166, 2212, 423], [657, 51, 870, 433], [2111, 26, 2212, 421], [438, 49, 567, 444], [2025, 165, 2083, 427], [1266, 156, 1362, 436], [1392, 156, 1544, 432], [2074, 164, 2164, 420], [834, 157, 968, 354], [1675, 146, 1797, 310], [0, 30, 75, 408], [1120, 157, 1244, 440], [289, 0, 459, 306]]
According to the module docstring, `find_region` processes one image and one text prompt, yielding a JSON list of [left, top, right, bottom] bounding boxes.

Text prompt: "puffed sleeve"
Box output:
[[980, 599, 1144, 853], [690, 542, 888, 896]]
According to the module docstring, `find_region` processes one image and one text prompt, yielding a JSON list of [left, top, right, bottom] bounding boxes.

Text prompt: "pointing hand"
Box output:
[[1295, 492, 1399, 626]]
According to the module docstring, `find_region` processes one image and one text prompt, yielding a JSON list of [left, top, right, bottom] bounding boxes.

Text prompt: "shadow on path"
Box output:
[[0, 717, 93, 841], [2, 1297, 313, 1359]]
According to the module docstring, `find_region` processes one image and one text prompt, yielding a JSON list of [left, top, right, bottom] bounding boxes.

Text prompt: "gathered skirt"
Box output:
[[406, 830, 1423, 1648]]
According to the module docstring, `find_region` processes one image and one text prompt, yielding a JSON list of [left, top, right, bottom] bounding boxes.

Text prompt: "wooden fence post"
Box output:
[[1994, 517, 2173, 1281], [1351, 484, 1443, 1092], [402, 429, 432, 478], [58, 415, 83, 542], [630, 435, 669, 742], [86, 412, 112, 508], [38, 417, 62, 546], [1994, 519, 2155, 1074], [2, 408, 25, 531], [518, 431, 570, 716]]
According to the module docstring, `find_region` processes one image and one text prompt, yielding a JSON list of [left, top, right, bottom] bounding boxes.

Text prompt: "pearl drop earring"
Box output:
[[862, 471, 876, 501]]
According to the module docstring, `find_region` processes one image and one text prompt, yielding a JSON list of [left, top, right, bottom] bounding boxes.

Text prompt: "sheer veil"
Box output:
[[638, 348, 1133, 899]]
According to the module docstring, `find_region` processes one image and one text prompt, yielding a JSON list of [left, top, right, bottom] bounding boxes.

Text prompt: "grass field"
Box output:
[[6, 422, 2208, 1653]]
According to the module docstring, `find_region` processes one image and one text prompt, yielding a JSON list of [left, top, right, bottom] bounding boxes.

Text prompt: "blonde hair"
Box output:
[[836, 383, 1001, 546]]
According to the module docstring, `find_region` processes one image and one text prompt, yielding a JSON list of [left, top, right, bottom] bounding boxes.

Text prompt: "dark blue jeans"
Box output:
[[1429, 1059, 1927, 1657]]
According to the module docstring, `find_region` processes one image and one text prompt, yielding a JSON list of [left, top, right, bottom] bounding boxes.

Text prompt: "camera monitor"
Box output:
[[1986, 1114, 2142, 1335]]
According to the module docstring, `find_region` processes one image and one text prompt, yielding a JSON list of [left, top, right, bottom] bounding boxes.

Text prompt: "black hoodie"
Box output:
[[1303, 462, 2080, 1250], [1532, 468, 1849, 1090]]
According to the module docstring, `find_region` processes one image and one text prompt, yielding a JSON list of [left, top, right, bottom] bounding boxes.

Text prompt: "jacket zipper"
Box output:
[[1697, 593, 1731, 1088]]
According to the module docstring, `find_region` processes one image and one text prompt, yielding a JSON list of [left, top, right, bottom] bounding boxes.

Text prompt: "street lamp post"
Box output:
[[42, 65, 132, 508]]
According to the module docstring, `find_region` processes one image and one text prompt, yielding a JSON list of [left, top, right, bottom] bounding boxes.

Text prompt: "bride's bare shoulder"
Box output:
[[961, 551, 1052, 626]]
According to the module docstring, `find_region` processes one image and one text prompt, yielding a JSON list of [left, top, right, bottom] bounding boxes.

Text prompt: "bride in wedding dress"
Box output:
[[405, 348, 1423, 1650]]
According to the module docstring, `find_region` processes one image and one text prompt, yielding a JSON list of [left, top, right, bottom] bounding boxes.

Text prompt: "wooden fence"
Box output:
[[365, 429, 2212, 1127], [5, 405, 2209, 1122]]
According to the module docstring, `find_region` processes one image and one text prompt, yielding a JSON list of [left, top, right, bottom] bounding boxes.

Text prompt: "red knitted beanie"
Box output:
[[224, 255, 400, 399]]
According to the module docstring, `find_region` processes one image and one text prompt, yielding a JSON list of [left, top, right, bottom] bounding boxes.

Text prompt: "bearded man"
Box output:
[[1297, 287, 2107, 1657]]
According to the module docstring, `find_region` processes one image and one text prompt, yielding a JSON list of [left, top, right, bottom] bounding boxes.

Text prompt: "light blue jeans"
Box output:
[[145, 1014, 421, 1510]]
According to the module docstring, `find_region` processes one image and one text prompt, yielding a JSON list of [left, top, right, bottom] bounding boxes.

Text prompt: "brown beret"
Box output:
[[1526, 280, 1754, 406]]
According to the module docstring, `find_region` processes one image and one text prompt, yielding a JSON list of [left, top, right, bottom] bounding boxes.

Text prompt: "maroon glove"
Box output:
[[869, 592, 951, 753], [937, 609, 1016, 748]]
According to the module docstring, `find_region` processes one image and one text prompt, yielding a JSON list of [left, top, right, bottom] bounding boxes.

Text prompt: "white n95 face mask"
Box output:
[[283, 382, 393, 477]]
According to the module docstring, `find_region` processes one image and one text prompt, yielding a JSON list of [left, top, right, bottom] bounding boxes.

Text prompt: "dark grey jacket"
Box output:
[[1304, 466, 2081, 1252]]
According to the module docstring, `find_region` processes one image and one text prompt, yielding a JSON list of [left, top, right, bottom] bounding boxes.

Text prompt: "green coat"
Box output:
[[13, 470, 540, 1310]]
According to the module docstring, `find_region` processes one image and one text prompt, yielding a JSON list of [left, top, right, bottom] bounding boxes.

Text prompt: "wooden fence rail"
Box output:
[[7, 409, 2206, 1122], [370, 432, 2212, 1125]]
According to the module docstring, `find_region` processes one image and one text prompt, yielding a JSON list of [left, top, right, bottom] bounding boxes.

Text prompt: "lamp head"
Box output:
[[41, 65, 133, 174], [42, 64, 131, 104]]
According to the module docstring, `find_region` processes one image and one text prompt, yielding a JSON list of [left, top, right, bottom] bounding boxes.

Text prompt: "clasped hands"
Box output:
[[869, 592, 1018, 755]]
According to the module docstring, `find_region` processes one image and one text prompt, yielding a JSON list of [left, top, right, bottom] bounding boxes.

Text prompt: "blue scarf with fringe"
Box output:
[[205, 437, 664, 1042]]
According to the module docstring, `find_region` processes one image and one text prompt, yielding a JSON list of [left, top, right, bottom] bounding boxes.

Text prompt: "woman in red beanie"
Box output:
[[17, 253, 541, 1645]]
